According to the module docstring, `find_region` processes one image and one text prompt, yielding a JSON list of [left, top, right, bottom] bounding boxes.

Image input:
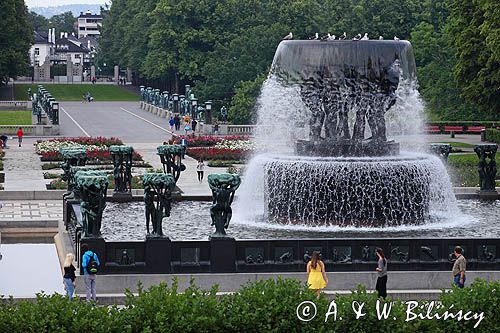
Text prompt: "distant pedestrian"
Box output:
[[17, 127, 23, 147], [180, 137, 188, 159], [213, 123, 219, 135], [452, 246, 466, 288], [63, 253, 76, 300], [174, 115, 181, 131], [184, 123, 191, 135], [168, 117, 175, 131], [92, 76, 96, 85], [375, 248, 388, 299], [307, 251, 328, 298], [197, 159, 205, 182], [81, 243, 100, 302], [192, 119, 197, 133], [82, 93, 87, 103], [87, 92, 92, 103]]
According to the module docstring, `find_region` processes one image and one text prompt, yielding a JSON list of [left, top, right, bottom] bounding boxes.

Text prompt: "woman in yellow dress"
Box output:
[[307, 251, 328, 298]]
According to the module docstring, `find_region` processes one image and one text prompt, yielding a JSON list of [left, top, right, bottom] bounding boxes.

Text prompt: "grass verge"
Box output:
[[14, 84, 138, 101]]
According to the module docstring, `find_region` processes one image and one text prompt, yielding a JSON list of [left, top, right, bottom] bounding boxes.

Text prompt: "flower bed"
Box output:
[[214, 139, 257, 151], [36, 137, 143, 162], [171, 135, 250, 147], [187, 147, 248, 161]]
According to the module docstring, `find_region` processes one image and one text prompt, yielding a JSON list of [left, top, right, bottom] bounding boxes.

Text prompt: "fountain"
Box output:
[[236, 40, 458, 227]]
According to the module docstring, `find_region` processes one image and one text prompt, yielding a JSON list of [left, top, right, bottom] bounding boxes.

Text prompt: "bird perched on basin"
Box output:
[[309, 32, 319, 40], [394, 36, 400, 41], [321, 33, 336, 41], [379, 36, 384, 40], [352, 33, 362, 41], [328, 34, 336, 41], [282, 32, 293, 40], [361, 33, 369, 40], [339, 32, 347, 40]]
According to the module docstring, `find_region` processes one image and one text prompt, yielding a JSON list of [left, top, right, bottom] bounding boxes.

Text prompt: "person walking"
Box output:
[[452, 246, 466, 288], [192, 119, 197, 133], [1, 135, 8, 149], [63, 253, 76, 300], [180, 137, 188, 159], [197, 159, 205, 182], [375, 248, 388, 299], [17, 127, 23, 147], [168, 117, 175, 131], [174, 115, 181, 131], [184, 122, 191, 135], [81, 243, 100, 302], [307, 251, 328, 298]]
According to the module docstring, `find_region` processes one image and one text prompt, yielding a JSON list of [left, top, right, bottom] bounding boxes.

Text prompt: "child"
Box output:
[[17, 127, 23, 147]]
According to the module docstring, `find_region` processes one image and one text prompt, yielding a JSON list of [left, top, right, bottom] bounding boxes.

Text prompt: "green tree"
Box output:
[[447, 0, 500, 118], [229, 74, 266, 124], [49, 11, 77, 35], [0, 0, 33, 84], [28, 11, 49, 32]]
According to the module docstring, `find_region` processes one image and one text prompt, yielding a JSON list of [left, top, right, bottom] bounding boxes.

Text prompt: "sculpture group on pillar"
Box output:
[[157, 145, 186, 182], [60, 147, 88, 198], [109, 145, 133, 195], [474, 144, 498, 192], [33, 85, 60, 125], [429, 143, 452, 161], [208, 173, 241, 237], [75, 170, 109, 238], [143, 173, 175, 237], [140, 84, 212, 122]]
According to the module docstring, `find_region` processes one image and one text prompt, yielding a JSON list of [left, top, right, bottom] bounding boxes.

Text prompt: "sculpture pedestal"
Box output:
[[295, 139, 399, 157], [209, 236, 236, 273], [112, 192, 132, 202], [477, 190, 499, 200], [80, 237, 105, 275], [145, 237, 171, 273]]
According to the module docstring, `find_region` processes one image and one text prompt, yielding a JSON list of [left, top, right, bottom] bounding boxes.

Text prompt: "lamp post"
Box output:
[[205, 101, 212, 125], [191, 98, 198, 119], [172, 94, 179, 114]]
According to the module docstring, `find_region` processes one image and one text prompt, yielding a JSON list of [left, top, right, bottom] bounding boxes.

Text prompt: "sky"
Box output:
[[26, 0, 105, 8]]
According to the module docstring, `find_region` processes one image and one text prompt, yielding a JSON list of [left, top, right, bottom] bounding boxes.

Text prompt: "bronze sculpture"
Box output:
[[208, 173, 241, 237], [143, 173, 175, 237]]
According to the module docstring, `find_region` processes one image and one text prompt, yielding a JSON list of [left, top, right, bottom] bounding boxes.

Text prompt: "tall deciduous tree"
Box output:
[[0, 0, 33, 84]]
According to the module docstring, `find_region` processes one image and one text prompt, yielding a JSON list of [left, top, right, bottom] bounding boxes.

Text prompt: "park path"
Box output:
[[2, 137, 47, 191], [59, 101, 226, 196]]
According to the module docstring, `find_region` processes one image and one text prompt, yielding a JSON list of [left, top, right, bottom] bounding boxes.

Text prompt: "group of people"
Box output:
[[307, 246, 467, 299], [0, 128, 24, 149], [62, 243, 100, 302], [82, 92, 93, 103], [168, 115, 198, 135]]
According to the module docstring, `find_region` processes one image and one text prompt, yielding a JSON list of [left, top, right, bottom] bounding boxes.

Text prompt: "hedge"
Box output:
[[0, 278, 499, 332], [486, 128, 500, 143]]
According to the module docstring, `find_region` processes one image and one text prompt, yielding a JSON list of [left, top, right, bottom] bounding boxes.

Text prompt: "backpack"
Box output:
[[87, 252, 99, 274]]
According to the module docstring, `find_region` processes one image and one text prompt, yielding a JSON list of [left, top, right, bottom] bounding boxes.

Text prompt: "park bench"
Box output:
[[443, 125, 464, 133], [466, 126, 485, 134], [425, 125, 441, 134]]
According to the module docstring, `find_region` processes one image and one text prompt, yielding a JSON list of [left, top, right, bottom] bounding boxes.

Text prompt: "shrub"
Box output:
[[0, 279, 498, 332], [47, 179, 67, 189], [207, 160, 238, 167], [41, 163, 60, 170], [187, 147, 248, 161], [43, 172, 60, 179], [447, 153, 500, 187], [486, 128, 500, 143], [171, 135, 250, 147]]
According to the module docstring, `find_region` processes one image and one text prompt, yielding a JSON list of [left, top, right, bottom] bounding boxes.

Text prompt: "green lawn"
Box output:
[[432, 141, 474, 148], [0, 111, 32, 125], [14, 84, 138, 101], [447, 153, 500, 187]]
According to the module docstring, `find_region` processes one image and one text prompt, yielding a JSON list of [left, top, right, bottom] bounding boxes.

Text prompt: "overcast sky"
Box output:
[[26, 0, 105, 8]]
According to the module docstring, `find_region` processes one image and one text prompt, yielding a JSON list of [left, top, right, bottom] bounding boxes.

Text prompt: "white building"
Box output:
[[29, 31, 52, 66], [77, 11, 103, 38], [54, 37, 89, 65]]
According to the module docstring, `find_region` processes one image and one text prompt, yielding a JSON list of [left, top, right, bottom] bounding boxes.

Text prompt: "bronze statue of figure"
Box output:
[[474, 144, 498, 191], [109, 145, 134, 194], [157, 144, 186, 182], [75, 170, 108, 237], [208, 173, 241, 237], [60, 147, 87, 198], [143, 173, 175, 237]]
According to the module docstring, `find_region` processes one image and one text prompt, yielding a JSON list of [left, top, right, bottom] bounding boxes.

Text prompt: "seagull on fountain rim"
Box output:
[[282, 32, 293, 40], [379, 35, 384, 40], [361, 33, 369, 40], [352, 33, 362, 41], [394, 36, 400, 41], [339, 32, 347, 40], [309, 32, 319, 40]]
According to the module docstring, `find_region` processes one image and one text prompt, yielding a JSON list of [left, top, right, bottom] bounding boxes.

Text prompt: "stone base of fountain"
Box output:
[[295, 139, 400, 157], [264, 154, 439, 227]]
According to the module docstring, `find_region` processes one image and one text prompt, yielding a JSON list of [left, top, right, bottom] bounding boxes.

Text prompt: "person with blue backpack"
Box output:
[[81, 243, 100, 302]]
